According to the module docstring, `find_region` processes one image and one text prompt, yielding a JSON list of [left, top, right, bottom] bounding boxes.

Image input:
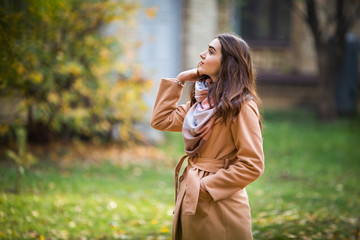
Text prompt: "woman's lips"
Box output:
[[200, 61, 204, 65]]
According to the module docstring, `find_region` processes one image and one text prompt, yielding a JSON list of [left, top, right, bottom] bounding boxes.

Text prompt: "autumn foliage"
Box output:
[[0, 0, 150, 143]]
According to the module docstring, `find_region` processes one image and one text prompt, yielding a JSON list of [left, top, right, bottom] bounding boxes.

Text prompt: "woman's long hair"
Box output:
[[190, 33, 262, 125]]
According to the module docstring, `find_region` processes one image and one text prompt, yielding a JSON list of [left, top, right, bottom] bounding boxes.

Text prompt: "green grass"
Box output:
[[249, 109, 360, 239], [1, 108, 360, 239], [0, 162, 175, 239]]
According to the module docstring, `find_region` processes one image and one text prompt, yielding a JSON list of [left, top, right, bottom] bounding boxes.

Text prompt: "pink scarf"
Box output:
[[182, 79, 216, 157]]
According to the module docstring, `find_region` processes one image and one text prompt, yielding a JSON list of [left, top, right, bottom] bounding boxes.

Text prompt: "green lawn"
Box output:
[[1, 109, 359, 239]]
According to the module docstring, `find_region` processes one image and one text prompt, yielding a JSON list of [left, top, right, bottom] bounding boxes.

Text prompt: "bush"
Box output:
[[0, 0, 150, 143]]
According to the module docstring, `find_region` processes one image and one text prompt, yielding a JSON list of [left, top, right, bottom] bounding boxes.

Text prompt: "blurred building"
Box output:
[[137, 0, 360, 110], [135, 0, 359, 141]]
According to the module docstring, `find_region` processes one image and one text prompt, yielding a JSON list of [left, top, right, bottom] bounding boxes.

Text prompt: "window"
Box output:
[[237, 0, 292, 47]]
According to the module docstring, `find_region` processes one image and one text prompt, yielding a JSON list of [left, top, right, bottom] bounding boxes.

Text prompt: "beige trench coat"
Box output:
[[150, 78, 265, 240]]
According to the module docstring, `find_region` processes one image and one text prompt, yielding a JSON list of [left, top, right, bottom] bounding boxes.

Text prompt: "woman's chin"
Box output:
[[199, 69, 208, 77]]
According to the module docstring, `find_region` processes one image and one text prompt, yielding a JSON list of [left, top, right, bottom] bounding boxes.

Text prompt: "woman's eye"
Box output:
[[208, 49, 213, 55]]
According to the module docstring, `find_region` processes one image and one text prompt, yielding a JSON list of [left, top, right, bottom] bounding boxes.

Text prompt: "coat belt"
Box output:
[[174, 152, 236, 215]]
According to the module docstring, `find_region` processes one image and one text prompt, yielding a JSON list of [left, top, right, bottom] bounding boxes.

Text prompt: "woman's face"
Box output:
[[198, 38, 222, 82]]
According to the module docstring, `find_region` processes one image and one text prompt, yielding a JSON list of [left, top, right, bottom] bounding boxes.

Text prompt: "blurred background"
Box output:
[[0, 0, 359, 239]]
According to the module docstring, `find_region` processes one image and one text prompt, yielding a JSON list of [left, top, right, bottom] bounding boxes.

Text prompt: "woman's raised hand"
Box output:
[[176, 68, 200, 83]]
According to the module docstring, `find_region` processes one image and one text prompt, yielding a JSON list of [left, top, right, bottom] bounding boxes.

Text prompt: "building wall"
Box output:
[[182, 0, 219, 70], [219, 1, 318, 75], [137, 0, 183, 111], [134, 0, 183, 142], [180, 0, 219, 103], [250, 2, 319, 109], [289, 3, 318, 75]]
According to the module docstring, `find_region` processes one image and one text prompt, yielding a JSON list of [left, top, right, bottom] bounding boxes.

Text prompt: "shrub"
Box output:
[[0, 0, 149, 143]]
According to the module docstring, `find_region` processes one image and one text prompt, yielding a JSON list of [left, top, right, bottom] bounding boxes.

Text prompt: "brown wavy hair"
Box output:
[[190, 33, 261, 125]]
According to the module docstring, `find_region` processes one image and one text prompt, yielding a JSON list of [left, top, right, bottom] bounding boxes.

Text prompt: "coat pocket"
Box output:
[[196, 188, 212, 216], [199, 187, 212, 200]]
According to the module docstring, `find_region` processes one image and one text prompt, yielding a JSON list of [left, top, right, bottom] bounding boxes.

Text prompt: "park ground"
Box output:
[[0, 108, 360, 240]]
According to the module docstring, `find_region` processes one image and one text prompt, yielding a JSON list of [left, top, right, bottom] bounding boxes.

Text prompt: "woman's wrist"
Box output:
[[176, 68, 198, 84], [175, 72, 186, 88], [176, 73, 185, 83], [176, 78, 186, 88]]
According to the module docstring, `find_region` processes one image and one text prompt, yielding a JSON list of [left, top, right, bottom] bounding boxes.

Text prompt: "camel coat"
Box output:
[[150, 78, 265, 240]]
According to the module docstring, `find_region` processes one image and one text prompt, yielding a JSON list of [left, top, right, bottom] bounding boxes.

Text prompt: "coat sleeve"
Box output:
[[150, 78, 191, 132], [202, 101, 265, 201]]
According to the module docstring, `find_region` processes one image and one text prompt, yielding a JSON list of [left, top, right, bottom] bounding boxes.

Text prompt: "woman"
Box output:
[[150, 33, 264, 240]]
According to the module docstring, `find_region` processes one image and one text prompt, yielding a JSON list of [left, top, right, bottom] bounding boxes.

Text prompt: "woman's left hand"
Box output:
[[200, 179, 208, 192], [176, 68, 200, 83]]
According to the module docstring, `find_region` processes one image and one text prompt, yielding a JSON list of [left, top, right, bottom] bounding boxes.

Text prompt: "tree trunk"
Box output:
[[304, 0, 358, 121], [317, 45, 338, 121], [26, 103, 52, 142]]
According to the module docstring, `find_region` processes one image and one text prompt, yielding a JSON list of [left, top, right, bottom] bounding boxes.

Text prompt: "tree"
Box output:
[[301, 0, 360, 120], [0, 0, 149, 143]]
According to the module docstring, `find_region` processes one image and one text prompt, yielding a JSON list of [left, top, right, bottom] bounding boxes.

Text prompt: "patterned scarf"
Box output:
[[182, 79, 216, 157]]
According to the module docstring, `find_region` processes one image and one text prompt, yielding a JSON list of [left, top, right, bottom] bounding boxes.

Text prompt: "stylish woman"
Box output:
[[151, 33, 264, 240]]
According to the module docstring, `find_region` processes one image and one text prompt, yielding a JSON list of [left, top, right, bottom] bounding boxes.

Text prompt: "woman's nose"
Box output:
[[200, 51, 206, 59]]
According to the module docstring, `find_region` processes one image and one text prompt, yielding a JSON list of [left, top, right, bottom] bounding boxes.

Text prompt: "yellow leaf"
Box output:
[[134, 40, 142, 49], [31, 210, 39, 218], [115, 62, 127, 74], [60, 62, 82, 76], [161, 228, 169, 233], [29, 72, 43, 83], [145, 7, 158, 19], [17, 63, 25, 75], [68, 221, 76, 228], [48, 92, 59, 104], [0, 124, 10, 135], [100, 48, 110, 60]]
